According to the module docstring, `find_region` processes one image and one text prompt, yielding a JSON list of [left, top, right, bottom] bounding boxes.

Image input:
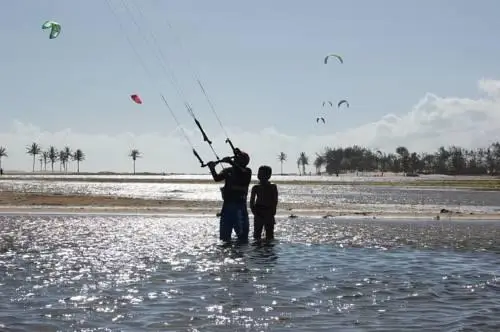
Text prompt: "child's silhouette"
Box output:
[[250, 165, 278, 241]]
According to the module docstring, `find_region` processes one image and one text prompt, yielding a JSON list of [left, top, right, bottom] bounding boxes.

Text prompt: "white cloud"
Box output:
[[1, 78, 500, 174]]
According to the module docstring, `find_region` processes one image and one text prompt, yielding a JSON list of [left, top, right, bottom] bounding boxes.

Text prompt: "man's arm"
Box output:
[[221, 156, 248, 172], [208, 163, 226, 182]]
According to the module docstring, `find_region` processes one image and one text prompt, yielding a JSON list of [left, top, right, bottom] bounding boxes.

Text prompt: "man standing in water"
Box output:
[[207, 149, 252, 243]]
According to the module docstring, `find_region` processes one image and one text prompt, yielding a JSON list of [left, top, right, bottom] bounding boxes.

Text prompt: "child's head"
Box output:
[[257, 165, 272, 183]]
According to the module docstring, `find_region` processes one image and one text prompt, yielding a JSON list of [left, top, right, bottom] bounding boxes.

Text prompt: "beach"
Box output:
[[1, 191, 500, 221], [0, 173, 499, 219]]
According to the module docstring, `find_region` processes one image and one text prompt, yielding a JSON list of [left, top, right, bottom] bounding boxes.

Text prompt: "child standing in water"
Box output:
[[250, 165, 278, 241]]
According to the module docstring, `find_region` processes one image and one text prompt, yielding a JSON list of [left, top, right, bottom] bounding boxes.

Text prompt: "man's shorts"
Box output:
[[219, 200, 249, 242]]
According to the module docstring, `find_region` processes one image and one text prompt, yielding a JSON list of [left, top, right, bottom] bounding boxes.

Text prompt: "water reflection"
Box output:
[[250, 240, 278, 264], [0, 215, 499, 331]]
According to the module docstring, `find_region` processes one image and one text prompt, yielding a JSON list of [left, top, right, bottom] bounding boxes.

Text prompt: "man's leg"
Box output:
[[234, 203, 249, 243], [219, 202, 234, 242]]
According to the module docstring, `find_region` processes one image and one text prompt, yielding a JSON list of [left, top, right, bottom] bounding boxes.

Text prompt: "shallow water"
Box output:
[[1, 179, 500, 214], [1, 173, 478, 182], [1, 215, 499, 331]]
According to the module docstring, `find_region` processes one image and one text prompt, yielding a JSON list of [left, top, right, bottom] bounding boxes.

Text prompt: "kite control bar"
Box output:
[[192, 142, 238, 168], [189, 111, 239, 168], [192, 149, 235, 168], [225, 138, 237, 154], [192, 149, 207, 167]]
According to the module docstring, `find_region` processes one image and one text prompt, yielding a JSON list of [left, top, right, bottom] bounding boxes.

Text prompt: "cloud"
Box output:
[[1, 78, 500, 174]]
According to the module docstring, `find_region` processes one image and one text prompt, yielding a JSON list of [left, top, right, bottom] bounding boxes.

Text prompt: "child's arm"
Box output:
[[271, 184, 278, 216], [249, 185, 257, 215]]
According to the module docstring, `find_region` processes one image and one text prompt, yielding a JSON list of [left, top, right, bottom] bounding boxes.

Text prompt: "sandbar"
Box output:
[[0, 191, 499, 220]]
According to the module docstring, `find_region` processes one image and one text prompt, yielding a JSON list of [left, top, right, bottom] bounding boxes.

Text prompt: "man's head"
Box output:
[[257, 165, 272, 182], [234, 149, 250, 167]]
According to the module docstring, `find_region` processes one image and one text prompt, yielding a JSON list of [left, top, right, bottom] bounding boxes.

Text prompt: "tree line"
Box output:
[[278, 142, 500, 176], [0, 143, 145, 174], [0, 143, 85, 173], [10, 143, 86, 173], [2, 142, 499, 176]]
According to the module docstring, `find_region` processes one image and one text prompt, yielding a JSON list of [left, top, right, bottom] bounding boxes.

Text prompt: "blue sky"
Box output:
[[1, 0, 500, 173]]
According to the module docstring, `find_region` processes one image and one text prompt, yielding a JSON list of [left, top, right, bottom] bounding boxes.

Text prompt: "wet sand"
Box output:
[[1, 191, 499, 220], [0, 191, 303, 215]]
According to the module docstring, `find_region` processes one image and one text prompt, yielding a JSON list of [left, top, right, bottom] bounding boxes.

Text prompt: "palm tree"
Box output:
[[0, 146, 7, 171], [396, 146, 410, 175], [129, 149, 141, 175], [26, 142, 41, 172], [42, 151, 49, 171], [313, 154, 325, 175], [48, 146, 58, 172], [73, 149, 85, 173], [296, 157, 301, 175], [277, 152, 287, 175], [58, 150, 68, 172], [375, 150, 384, 175], [63, 146, 72, 172], [298, 152, 309, 175], [38, 154, 43, 172]]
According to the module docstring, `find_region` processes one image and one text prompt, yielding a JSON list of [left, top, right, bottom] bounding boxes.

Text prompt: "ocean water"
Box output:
[[0, 215, 499, 331], [0, 173, 477, 182]]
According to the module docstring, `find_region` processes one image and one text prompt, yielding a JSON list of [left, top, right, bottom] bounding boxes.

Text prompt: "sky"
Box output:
[[1, 0, 500, 174]]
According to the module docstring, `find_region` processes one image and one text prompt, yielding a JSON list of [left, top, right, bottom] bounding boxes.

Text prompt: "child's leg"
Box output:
[[253, 216, 264, 240], [264, 217, 275, 240]]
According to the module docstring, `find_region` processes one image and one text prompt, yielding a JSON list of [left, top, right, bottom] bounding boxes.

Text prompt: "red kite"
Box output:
[[130, 94, 142, 104]]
